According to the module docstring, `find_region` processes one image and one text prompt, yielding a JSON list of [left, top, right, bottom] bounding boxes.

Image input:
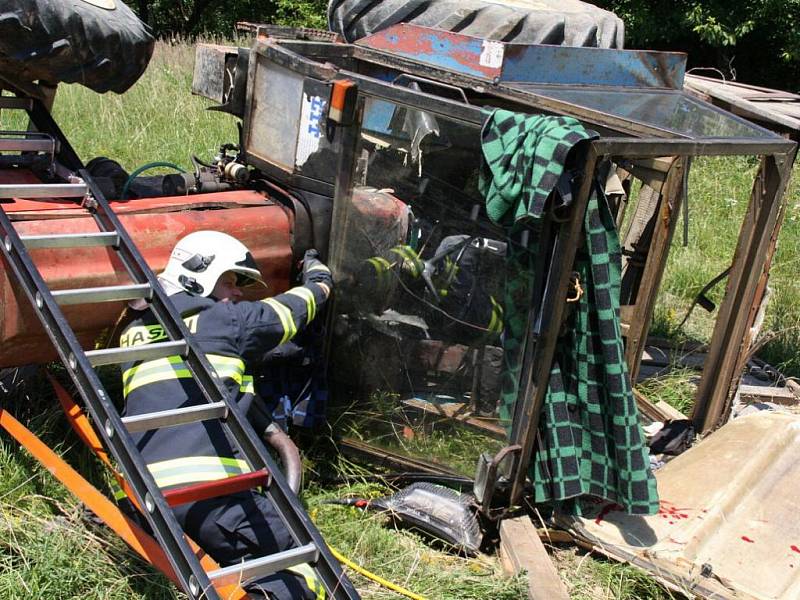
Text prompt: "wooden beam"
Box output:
[[499, 516, 569, 600], [738, 384, 799, 406], [693, 150, 795, 432]]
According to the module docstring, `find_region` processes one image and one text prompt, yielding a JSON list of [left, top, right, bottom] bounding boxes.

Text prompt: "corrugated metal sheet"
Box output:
[[560, 413, 800, 600]]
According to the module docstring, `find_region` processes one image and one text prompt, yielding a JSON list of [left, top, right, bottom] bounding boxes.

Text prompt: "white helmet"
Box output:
[[159, 231, 264, 297]]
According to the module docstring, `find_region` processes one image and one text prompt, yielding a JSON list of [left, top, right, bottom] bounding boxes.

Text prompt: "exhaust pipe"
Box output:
[[263, 423, 303, 494]]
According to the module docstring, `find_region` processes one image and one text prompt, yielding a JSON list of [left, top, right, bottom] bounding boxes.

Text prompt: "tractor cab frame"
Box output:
[[194, 24, 796, 510]]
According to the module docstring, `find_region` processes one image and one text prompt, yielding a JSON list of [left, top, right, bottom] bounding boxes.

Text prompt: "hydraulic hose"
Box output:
[[263, 423, 303, 494], [121, 161, 186, 200], [328, 546, 429, 600]]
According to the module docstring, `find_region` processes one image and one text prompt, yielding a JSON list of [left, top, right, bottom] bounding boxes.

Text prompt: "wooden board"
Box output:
[[401, 397, 507, 439], [499, 516, 569, 600]]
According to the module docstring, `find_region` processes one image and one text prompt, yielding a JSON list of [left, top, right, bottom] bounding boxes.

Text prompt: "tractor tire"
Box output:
[[328, 0, 624, 48], [0, 0, 154, 94]]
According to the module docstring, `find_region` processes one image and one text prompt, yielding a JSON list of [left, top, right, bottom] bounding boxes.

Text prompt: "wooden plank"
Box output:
[[693, 151, 795, 432], [655, 400, 688, 420], [401, 397, 506, 439], [633, 389, 682, 423], [499, 516, 569, 600], [622, 158, 686, 383], [738, 384, 799, 406]]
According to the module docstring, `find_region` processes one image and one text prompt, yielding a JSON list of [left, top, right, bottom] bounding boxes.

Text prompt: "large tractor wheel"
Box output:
[[0, 0, 154, 94], [328, 0, 624, 48]]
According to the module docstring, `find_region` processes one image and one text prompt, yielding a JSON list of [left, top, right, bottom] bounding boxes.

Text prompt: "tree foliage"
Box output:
[[125, 0, 327, 38], [127, 0, 800, 90], [595, 0, 800, 88]]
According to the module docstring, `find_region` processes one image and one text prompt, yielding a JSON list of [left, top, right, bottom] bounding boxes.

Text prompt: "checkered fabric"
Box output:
[[480, 109, 659, 515]]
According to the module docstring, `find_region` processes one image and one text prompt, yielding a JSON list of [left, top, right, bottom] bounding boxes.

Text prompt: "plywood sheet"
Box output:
[[560, 413, 800, 599]]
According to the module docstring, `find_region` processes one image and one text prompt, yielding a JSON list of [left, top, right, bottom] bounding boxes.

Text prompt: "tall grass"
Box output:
[[651, 155, 800, 377], [53, 42, 238, 172]]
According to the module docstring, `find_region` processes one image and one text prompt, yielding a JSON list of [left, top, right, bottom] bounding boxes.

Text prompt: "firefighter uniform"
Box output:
[[119, 279, 329, 599]]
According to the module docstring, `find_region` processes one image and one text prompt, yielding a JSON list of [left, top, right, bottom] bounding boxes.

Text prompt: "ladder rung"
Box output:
[[163, 469, 270, 508], [21, 232, 119, 249], [122, 401, 228, 433], [0, 183, 87, 199], [0, 137, 55, 154], [0, 98, 33, 110], [52, 283, 152, 306], [85, 340, 187, 366], [207, 543, 319, 587]]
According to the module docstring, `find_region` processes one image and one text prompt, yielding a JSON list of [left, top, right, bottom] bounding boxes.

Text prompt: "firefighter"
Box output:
[[118, 230, 331, 599]]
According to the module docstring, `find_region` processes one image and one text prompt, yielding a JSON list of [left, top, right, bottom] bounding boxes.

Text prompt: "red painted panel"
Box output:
[[0, 193, 294, 367]]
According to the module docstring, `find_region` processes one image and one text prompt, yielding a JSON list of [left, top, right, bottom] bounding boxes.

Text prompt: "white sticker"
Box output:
[[295, 94, 327, 167], [480, 40, 505, 69]]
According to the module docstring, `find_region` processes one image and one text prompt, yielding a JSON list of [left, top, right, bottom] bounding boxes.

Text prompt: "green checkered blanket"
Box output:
[[480, 109, 659, 515]]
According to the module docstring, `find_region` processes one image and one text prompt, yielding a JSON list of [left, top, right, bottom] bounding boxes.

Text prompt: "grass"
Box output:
[[1, 38, 798, 599], [328, 392, 506, 477], [305, 476, 527, 600], [650, 155, 800, 377]]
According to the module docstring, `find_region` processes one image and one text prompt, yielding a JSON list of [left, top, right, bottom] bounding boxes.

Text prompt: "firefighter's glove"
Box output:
[[301, 249, 333, 288]]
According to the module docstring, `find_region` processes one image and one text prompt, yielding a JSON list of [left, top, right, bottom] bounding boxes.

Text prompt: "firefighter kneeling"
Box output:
[[119, 231, 330, 599]]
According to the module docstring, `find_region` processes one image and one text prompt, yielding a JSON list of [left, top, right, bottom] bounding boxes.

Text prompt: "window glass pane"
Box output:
[[329, 98, 520, 476], [515, 86, 773, 139]]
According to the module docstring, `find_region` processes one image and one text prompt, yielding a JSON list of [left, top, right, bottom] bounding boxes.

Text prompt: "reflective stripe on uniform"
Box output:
[[390, 245, 423, 278], [147, 456, 251, 489], [488, 295, 504, 334], [123, 355, 191, 397], [240, 375, 254, 394], [209, 354, 246, 382], [366, 256, 392, 294], [261, 298, 298, 344], [110, 478, 127, 501], [123, 354, 246, 397], [285, 286, 317, 322], [288, 563, 326, 600]]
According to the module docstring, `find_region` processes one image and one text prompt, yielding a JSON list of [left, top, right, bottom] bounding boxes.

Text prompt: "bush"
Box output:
[[595, 0, 800, 90], [125, 0, 327, 37]]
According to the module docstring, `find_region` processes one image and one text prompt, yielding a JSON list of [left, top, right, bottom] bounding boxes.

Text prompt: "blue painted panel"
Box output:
[[501, 45, 686, 89], [357, 25, 501, 80]]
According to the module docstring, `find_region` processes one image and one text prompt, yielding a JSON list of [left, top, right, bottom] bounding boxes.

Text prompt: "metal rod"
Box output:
[[0, 97, 33, 110], [0, 183, 87, 199], [0, 137, 56, 153], [52, 283, 152, 306], [86, 340, 187, 367], [208, 544, 320, 587], [21, 232, 119, 249]]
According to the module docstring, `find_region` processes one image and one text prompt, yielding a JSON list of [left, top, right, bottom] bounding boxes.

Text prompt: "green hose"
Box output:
[[120, 161, 186, 200]]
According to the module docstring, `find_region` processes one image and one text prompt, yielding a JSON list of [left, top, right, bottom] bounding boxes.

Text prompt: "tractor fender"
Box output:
[[328, 0, 624, 48], [0, 0, 154, 94]]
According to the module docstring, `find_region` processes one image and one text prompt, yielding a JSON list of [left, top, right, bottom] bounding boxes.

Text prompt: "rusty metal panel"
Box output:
[[0, 193, 293, 367], [356, 24, 503, 80], [356, 24, 685, 89], [561, 413, 800, 600], [192, 44, 236, 104]]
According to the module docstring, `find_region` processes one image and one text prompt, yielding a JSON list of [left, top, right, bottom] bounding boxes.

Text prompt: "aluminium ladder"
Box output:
[[0, 94, 359, 600]]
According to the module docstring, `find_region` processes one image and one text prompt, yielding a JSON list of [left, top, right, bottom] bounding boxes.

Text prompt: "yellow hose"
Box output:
[[328, 546, 429, 600]]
